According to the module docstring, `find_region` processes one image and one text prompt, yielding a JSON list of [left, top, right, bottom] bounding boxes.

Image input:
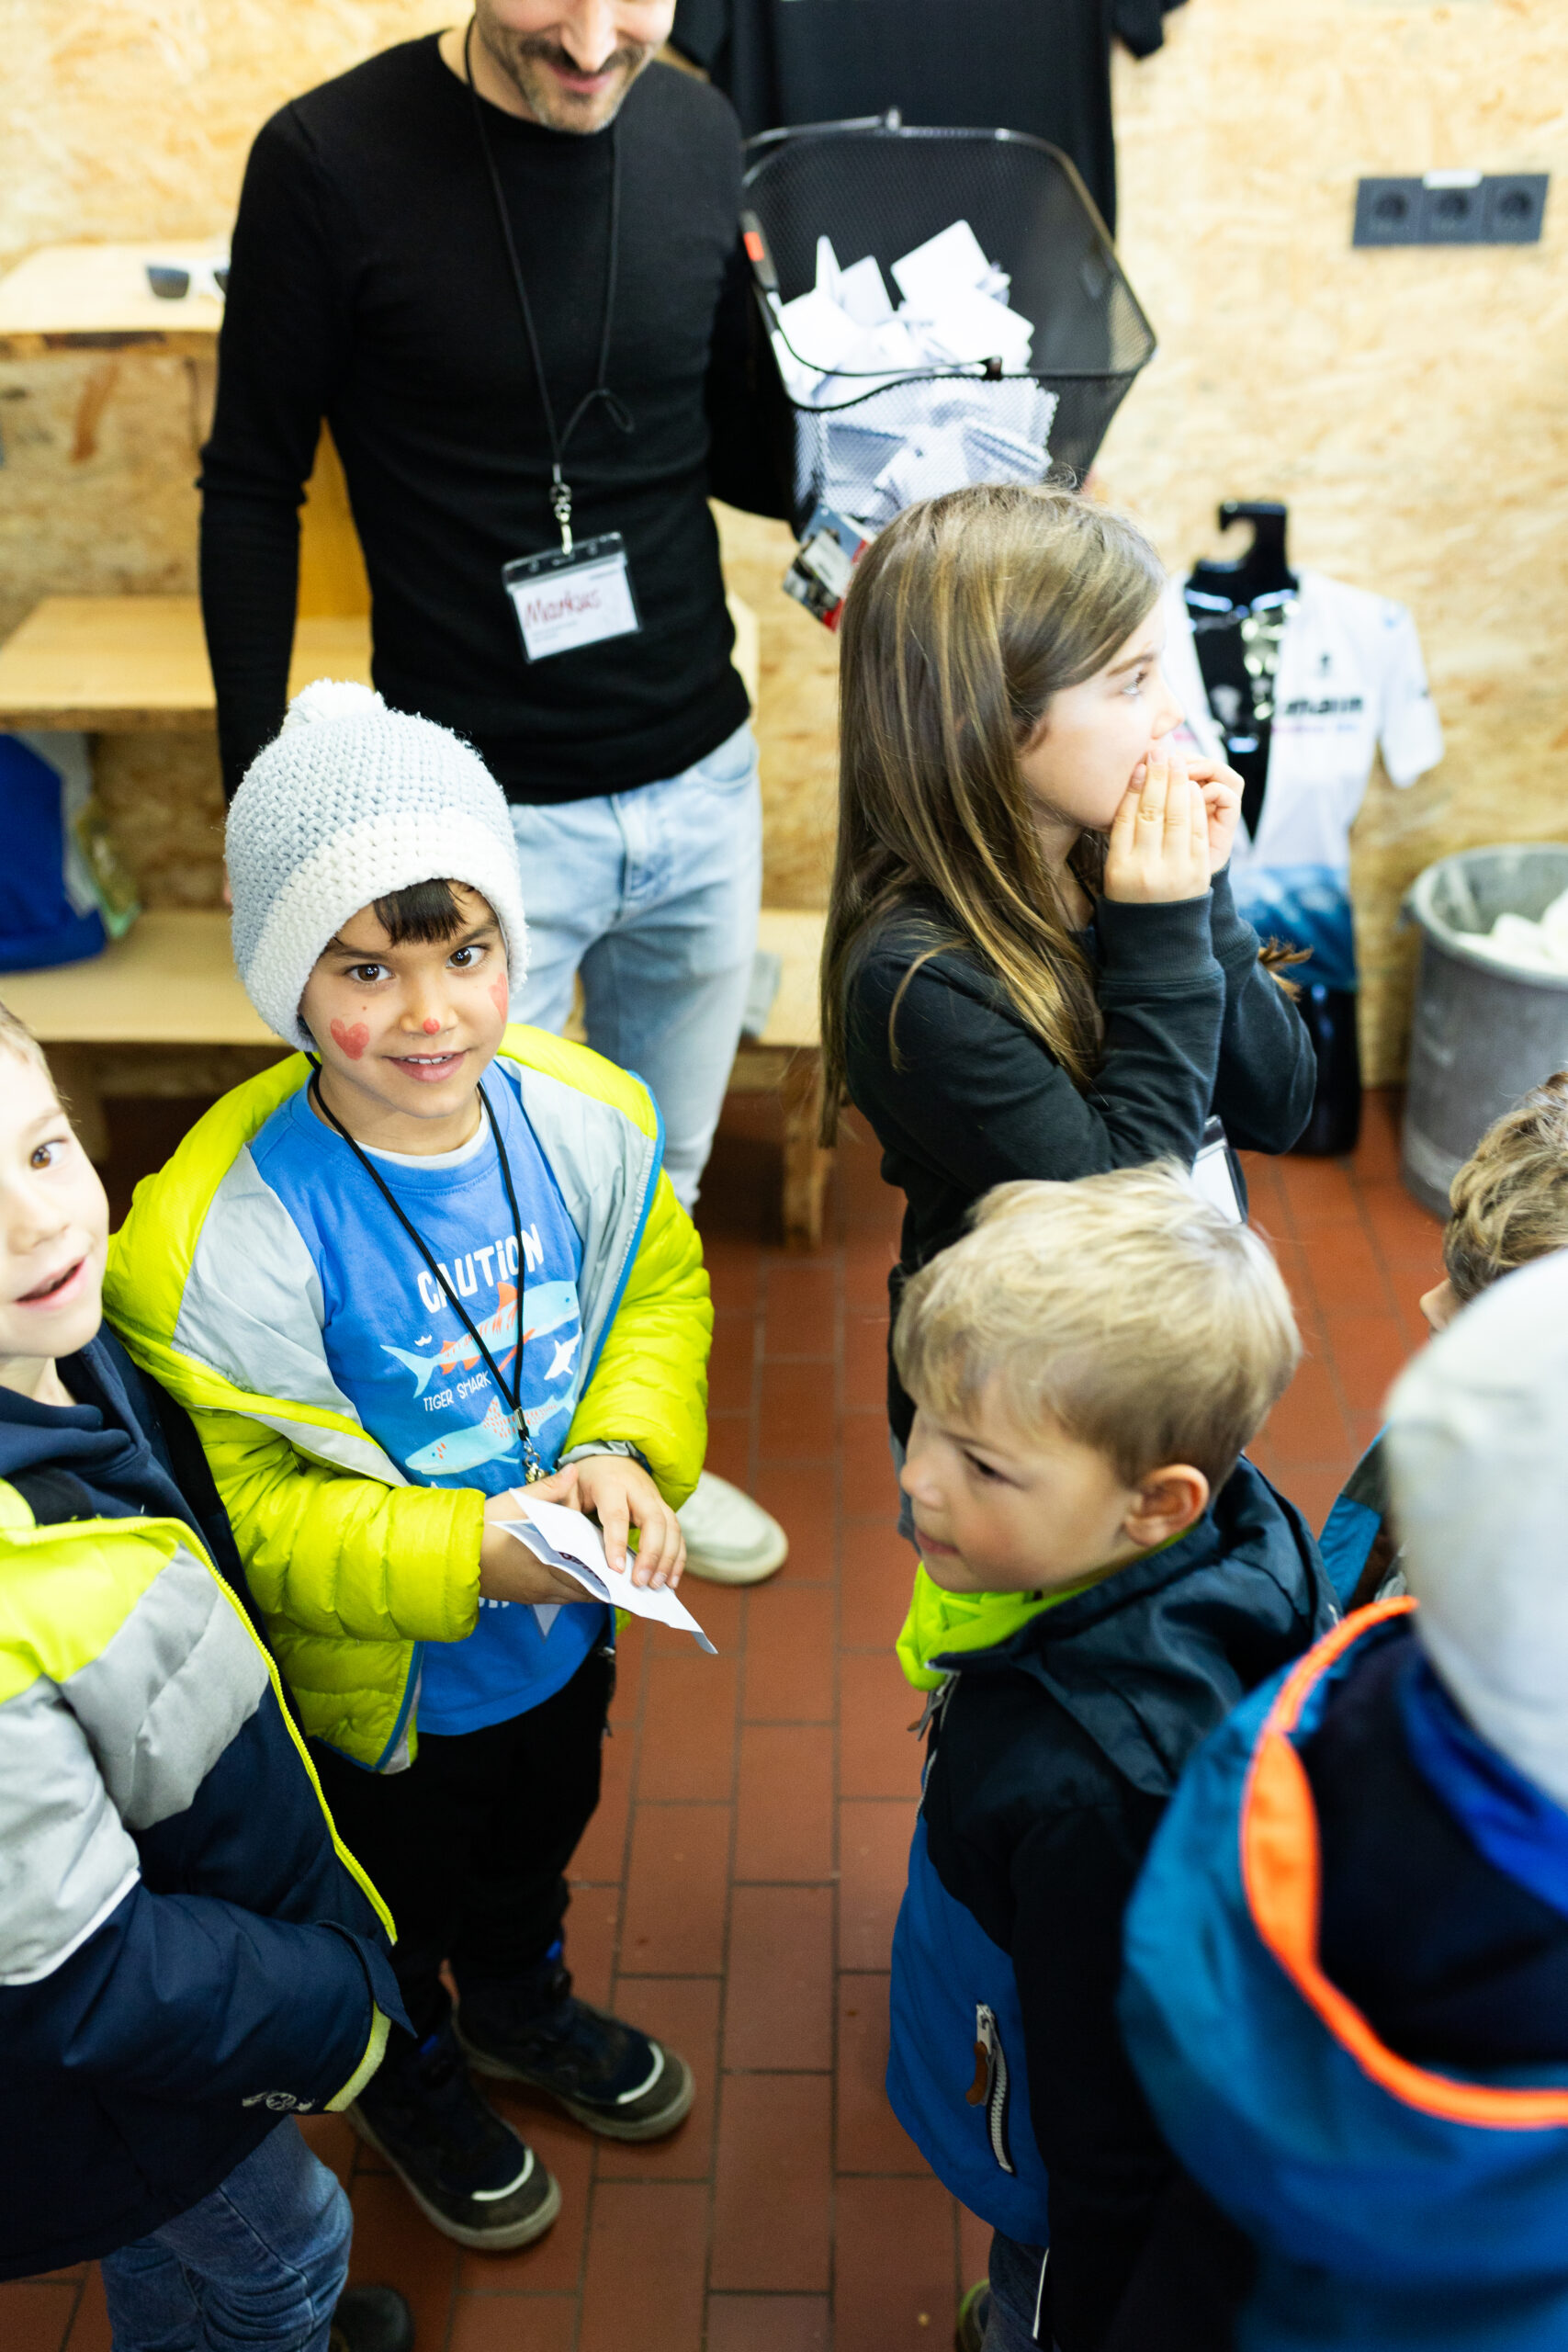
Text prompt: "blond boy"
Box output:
[[884, 1168, 1336, 2352]]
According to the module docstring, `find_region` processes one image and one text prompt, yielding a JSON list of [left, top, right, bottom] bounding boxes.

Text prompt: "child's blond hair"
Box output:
[[1444, 1069, 1568, 1305], [0, 1000, 51, 1080], [895, 1166, 1301, 1491]]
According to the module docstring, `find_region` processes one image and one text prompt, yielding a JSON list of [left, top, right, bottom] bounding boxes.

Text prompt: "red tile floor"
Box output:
[[9, 1085, 1443, 2352]]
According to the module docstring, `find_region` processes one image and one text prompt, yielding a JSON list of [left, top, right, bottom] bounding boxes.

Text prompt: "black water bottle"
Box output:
[[1292, 982, 1362, 1157]]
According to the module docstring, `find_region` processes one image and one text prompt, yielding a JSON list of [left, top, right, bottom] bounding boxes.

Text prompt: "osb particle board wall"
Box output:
[[4, 0, 1566, 1081]]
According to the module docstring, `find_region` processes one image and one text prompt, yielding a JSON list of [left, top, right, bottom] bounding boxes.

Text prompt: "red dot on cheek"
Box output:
[[330, 1019, 370, 1062]]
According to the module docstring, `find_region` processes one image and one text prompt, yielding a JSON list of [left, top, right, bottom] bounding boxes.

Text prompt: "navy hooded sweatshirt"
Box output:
[[0, 1330, 402, 2278]]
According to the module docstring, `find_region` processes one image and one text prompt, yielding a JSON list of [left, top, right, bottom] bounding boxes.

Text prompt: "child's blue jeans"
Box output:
[[985, 2230, 1052, 2349], [98, 2121, 351, 2352]]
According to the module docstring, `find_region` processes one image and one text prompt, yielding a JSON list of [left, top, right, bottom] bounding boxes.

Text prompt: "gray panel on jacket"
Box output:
[[64, 1546, 268, 1829], [0, 1675, 141, 1984], [175, 1148, 364, 1421]]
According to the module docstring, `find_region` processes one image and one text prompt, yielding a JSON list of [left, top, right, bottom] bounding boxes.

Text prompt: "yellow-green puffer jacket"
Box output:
[[104, 1027, 711, 1772]]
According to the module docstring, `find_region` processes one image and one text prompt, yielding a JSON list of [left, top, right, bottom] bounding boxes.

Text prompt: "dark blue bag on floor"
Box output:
[[0, 731, 138, 972]]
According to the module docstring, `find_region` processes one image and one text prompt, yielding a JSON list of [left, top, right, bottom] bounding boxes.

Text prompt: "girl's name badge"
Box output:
[[502, 534, 641, 663]]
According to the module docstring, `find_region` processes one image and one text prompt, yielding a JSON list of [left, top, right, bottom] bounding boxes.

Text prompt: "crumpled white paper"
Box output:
[[1463, 885, 1568, 977], [769, 219, 1054, 530], [501, 1495, 716, 1654], [771, 218, 1035, 407]]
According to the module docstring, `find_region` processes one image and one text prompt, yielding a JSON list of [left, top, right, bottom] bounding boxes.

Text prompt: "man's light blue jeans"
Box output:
[[98, 2122, 351, 2352], [508, 721, 762, 1210]]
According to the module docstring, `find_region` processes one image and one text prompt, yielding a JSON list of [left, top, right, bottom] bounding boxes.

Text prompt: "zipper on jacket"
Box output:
[[967, 2003, 1015, 2175]]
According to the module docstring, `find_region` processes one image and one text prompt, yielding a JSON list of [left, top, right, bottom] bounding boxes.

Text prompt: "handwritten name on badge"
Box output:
[[522, 582, 605, 628], [504, 538, 640, 662]]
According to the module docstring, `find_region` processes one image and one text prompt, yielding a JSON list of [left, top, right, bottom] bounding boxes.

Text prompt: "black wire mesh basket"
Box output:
[[741, 118, 1156, 535]]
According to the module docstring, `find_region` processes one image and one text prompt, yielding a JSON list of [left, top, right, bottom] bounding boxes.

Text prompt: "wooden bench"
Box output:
[[0, 594, 834, 1244], [2, 906, 833, 1241]]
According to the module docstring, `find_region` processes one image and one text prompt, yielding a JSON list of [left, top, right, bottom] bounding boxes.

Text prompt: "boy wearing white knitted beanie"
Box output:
[[107, 683, 711, 2253]]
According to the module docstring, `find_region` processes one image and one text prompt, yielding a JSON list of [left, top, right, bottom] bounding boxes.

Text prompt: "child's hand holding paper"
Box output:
[[478, 1488, 592, 1607], [502, 1496, 716, 1655], [504, 1453, 685, 1589]]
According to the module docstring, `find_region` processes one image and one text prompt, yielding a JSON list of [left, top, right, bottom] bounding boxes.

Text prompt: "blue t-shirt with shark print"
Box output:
[[249, 1078, 606, 1735]]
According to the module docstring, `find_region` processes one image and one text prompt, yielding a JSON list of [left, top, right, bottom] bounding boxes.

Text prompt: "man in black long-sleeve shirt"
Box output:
[[201, 0, 793, 1590]]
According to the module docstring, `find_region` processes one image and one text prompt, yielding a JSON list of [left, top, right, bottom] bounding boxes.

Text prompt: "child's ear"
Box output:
[[1123, 1465, 1210, 1551]]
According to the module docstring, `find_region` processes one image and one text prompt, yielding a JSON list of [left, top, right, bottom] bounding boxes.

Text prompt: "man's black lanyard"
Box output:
[[308, 1068, 546, 1484], [464, 18, 632, 553]]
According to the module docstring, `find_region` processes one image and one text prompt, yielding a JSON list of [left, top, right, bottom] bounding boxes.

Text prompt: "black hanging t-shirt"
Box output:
[[670, 0, 1186, 232]]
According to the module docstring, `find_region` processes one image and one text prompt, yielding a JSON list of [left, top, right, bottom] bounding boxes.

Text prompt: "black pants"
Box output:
[[315, 1645, 612, 2041]]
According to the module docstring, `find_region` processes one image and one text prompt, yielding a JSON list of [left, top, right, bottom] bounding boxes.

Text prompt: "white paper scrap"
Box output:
[[915, 284, 1033, 370], [815, 233, 842, 302], [775, 287, 863, 373], [891, 219, 992, 310], [502, 1497, 716, 1654], [837, 252, 895, 327]]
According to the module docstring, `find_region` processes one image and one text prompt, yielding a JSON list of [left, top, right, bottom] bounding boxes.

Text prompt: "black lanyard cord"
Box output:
[[307, 1067, 545, 1483], [464, 18, 633, 550]]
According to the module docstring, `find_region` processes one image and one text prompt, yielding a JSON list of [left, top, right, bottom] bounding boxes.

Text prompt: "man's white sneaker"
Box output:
[[677, 1471, 789, 1586]]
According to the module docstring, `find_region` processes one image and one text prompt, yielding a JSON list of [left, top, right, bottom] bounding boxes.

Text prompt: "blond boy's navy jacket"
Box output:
[[887, 1459, 1333, 2352], [0, 1332, 400, 2278]]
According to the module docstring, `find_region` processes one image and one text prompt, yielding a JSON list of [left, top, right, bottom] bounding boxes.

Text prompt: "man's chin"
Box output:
[[514, 53, 644, 131]]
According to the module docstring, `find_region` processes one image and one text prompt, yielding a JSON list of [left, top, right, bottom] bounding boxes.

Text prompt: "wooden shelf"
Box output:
[[0, 595, 756, 733], [1, 910, 276, 1046], [0, 598, 372, 731], [0, 242, 227, 359]]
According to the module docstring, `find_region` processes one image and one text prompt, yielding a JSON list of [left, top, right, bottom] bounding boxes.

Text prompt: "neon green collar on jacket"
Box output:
[[896, 1563, 1087, 1691]]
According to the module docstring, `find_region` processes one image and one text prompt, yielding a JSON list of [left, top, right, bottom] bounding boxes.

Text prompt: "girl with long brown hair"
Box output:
[[819, 482, 1315, 1445]]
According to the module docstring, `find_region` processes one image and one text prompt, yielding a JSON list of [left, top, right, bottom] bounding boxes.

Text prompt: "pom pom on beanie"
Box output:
[[226, 680, 528, 1049], [281, 677, 386, 731]]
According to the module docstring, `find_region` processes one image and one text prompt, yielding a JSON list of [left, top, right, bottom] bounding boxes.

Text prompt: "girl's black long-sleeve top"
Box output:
[[841, 870, 1315, 1437]]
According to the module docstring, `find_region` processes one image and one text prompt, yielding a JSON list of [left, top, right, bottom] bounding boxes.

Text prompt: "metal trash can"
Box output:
[[1402, 843, 1568, 1214], [741, 118, 1156, 531]]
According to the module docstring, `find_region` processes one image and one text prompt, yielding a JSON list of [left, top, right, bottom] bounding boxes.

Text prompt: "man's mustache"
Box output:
[[511, 36, 649, 78]]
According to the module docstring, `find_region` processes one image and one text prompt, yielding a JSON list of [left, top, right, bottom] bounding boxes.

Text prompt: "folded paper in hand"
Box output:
[[502, 1497, 716, 1654]]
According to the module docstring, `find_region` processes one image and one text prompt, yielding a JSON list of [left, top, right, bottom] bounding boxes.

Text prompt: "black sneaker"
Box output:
[[349, 2018, 560, 2251], [455, 1947, 694, 2143], [329, 2286, 415, 2352]]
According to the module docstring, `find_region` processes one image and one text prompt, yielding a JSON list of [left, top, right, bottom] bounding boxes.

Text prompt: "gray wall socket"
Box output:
[[1354, 174, 1549, 246]]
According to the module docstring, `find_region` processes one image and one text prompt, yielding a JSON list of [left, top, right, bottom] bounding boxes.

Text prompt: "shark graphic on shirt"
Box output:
[[382, 1280, 579, 1396], [404, 1396, 522, 1478], [401, 1383, 576, 1478]]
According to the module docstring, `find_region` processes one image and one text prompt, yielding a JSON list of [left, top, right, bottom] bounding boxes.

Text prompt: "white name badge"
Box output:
[[1190, 1114, 1246, 1227], [502, 533, 641, 663]]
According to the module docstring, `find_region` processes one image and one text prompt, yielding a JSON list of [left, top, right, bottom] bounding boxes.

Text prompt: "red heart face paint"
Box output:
[[490, 972, 510, 1019], [330, 1019, 370, 1061]]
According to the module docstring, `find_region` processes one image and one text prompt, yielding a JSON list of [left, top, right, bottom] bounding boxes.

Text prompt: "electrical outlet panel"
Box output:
[[1354, 173, 1549, 247]]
